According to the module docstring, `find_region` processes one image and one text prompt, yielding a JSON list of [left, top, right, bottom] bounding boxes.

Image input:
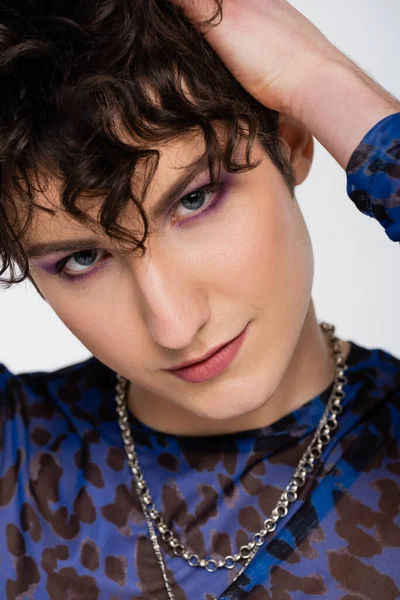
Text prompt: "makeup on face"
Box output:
[[166, 323, 249, 383], [28, 171, 235, 282]]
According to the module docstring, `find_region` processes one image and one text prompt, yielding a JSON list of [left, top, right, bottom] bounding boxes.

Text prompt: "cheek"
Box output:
[[198, 176, 313, 310], [36, 279, 132, 363]]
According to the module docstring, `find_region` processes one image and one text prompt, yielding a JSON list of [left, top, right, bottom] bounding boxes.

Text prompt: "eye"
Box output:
[[55, 248, 108, 278], [172, 182, 225, 223]]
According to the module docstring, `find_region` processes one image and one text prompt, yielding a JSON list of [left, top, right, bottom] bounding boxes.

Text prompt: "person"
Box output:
[[0, 0, 399, 598]]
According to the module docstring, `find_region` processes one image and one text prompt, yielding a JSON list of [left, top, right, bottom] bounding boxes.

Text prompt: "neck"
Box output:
[[127, 299, 351, 436]]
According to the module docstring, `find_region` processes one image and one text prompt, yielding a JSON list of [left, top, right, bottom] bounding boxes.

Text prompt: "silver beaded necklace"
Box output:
[[115, 322, 348, 599]]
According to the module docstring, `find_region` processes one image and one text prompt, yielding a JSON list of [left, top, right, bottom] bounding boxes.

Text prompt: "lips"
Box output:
[[167, 324, 248, 384], [168, 336, 238, 371]]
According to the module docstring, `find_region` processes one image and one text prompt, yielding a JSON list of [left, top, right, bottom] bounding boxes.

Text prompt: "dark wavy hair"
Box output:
[[0, 0, 295, 287]]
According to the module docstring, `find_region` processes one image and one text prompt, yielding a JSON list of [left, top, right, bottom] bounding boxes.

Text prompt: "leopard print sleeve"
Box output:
[[346, 112, 400, 242]]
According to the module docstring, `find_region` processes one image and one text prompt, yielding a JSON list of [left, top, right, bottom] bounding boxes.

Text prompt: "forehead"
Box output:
[[19, 121, 262, 255], [21, 128, 213, 249], [22, 122, 261, 249]]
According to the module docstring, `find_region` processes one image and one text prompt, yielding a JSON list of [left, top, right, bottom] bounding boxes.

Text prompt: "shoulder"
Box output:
[[347, 338, 400, 379], [0, 356, 115, 407], [0, 356, 117, 453], [346, 340, 400, 399], [346, 340, 400, 417], [342, 341, 400, 468]]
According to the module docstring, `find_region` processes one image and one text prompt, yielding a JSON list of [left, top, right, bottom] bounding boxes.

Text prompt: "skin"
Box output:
[[27, 119, 348, 435], [171, 0, 400, 168], [26, 0, 399, 435]]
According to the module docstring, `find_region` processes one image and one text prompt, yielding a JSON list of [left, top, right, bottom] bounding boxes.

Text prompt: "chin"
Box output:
[[191, 377, 276, 425]]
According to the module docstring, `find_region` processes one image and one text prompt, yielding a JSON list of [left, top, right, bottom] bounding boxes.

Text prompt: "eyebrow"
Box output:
[[150, 153, 211, 221], [27, 238, 103, 259], [26, 154, 212, 259]]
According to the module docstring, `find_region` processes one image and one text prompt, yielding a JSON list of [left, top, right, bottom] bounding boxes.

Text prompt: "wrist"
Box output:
[[287, 57, 400, 169]]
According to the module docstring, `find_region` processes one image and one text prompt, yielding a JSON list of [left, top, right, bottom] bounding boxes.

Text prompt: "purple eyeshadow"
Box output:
[[30, 172, 235, 281], [174, 173, 233, 228], [32, 256, 68, 275]]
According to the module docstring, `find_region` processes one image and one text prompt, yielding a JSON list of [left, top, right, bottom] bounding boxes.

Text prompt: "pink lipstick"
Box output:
[[167, 325, 248, 384]]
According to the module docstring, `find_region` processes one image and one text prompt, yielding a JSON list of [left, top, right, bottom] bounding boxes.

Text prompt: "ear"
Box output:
[[278, 114, 314, 186]]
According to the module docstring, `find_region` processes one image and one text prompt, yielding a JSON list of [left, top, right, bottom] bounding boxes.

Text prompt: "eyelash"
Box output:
[[53, 180, 227, 280], [53, 248, 109, 281]]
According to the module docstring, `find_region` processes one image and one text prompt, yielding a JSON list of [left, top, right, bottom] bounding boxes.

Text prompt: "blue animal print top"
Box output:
[[1, 113, 400, 600]]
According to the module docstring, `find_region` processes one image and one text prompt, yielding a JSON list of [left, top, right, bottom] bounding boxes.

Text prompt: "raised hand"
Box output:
[[170, 0, 399, 168], [169, 0, 345, 116]]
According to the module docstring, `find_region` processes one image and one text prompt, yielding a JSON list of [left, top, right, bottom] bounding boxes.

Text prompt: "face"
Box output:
[[26, 124, 315, 433]]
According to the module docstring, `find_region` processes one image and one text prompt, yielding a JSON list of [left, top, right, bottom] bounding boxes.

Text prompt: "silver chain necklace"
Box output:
[[115, 322, 348, 600]]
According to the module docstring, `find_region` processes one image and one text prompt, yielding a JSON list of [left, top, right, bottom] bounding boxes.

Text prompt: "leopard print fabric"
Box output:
[[0, 113, 399, 600], [347, 112, 400, 242]]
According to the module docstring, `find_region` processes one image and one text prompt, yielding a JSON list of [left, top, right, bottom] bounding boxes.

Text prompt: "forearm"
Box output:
[[291, 58, 400, 170]]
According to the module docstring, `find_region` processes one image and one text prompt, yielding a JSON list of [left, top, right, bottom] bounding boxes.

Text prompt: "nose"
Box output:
[[129, 248, 210, 351]]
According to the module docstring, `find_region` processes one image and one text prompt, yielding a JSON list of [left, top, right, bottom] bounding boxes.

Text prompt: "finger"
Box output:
[[169, 0, 223, 27]]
